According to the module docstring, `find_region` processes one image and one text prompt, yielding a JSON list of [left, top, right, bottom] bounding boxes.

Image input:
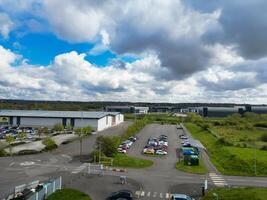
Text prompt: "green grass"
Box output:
[[185, 123, 267, 176], [201, 187, 267, 200], [176, 159, 208, 174], [112, 154, 153, 168], [46, 188, 91, 200], [212, 126, 267, 148]]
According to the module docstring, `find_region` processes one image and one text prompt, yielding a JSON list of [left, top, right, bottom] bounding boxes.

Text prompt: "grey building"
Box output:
[[0, 110, 124, 131]]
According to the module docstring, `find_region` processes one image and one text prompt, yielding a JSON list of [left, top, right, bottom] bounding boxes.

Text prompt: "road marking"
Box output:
[[20, 161, 35, 166], [141, 191, 145, 196], [159, 192, 163, 198], [147, 191, 151, 197], [61, 154, 72, 161], [9, 162, 15, 166], [209, 173, 228, 187], [71, 163, 88, 174], [153, 192, 157, 197], [135, 191, 141, 196], [166, 193, 170, 199]]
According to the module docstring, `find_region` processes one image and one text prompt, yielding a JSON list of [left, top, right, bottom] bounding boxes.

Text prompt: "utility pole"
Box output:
[[99, 142, 101, 164], [254, 141, 257, 176]]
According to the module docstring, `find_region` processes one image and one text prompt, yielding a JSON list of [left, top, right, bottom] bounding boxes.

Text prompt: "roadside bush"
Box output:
[[260, 146, 267, 151], [217, 138, 233, 146], [42, 137, 57, 151], [0, 149, 7, 157], [53, 123, 64, 132], [254, 121, 267, 128], [260, 134, 267, 142]]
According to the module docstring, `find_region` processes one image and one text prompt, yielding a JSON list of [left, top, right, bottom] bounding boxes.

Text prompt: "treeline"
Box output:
[[1, 99, 266, 111]]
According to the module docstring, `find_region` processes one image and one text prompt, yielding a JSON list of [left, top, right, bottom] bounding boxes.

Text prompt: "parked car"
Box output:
[[158, 140, 168, 146], [129, 136, 137, 142], [160, 135, 168, 139], [180, 135, 188, 140], [117, 147, 127, 154], [143, 148, 155, 154], [155, 149, 167, 155], [107, 190, 134, 200], [119, 144, 129, 149], [171, 194, 195, 200]]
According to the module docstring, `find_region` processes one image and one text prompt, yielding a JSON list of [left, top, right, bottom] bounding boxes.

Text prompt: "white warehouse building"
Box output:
[[0, 110, 124, 131]]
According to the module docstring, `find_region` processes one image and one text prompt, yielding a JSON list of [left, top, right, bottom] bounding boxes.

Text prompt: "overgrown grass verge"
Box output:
[[46, 188, 91, 200], [112, 154, 153, 168], [176, 159, 207, 174], [185, 123, 267, 176], [201, 187, 267, 200]]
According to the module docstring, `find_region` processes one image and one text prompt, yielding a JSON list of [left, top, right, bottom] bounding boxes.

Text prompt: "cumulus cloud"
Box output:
[[0, 13, 14, 39], [1, 0, 267, 103]]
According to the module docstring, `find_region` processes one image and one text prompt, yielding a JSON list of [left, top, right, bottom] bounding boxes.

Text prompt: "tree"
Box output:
[[6, 135, 15, 155], [75, 126, 93, 160], [17, 132, 27, 141], [96, 136, 121, 157]]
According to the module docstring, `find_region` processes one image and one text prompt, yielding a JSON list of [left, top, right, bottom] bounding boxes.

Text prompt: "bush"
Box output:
[[90, 150, 105, 162], [53, 123, 64, 132], [261, 134, 267, 142], [254, 121, 267, 128], [0, 149, 7, 157], [260, 146, 267, 151], [96, 136, 120, 157], [42, 137, 57, 151]]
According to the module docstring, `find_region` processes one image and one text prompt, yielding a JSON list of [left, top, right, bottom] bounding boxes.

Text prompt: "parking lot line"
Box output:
[[153, 192, 157, 197], [166, 193, 170, 199], [141, 191, 145, 196]]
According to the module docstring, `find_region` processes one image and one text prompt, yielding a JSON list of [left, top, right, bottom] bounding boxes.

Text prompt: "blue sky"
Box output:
[[0, 0, 266, 103]]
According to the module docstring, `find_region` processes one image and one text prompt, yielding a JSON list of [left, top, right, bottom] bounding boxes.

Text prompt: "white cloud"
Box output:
[[0, 12, 14, 39]]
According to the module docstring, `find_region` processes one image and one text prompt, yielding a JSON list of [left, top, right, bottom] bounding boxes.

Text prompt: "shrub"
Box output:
[[261, 134, 267, 142], [96, 136, 120, 157], [254, 121, 267, 128], [217, 138, 233, 146], [0, 149, 7, 157], [42, 137, 57, 151], [260, 146, 267, 151], [53, 123, 64, 132], [90, 150, 105, 162]]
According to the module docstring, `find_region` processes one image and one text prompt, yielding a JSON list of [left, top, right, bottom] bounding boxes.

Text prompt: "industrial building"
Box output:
[[105, 106, 149, 114], [0, 110, 124, 131], [195, 105, 267, 117]]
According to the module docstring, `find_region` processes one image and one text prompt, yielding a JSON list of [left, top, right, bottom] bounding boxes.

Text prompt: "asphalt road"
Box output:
[[1, 122, 267, 200]]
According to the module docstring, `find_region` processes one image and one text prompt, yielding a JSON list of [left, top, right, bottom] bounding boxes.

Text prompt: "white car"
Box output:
[[123, 140, 133, 146], [180, 135, 188, 140], [155, 150, 168, 155], [181, 140, 189, 144], [158, 140, 168, 146], [117, 148, 127, 154]]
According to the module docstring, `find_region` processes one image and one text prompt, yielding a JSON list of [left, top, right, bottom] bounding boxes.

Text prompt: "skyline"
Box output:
[[0, 0, 267, 103]]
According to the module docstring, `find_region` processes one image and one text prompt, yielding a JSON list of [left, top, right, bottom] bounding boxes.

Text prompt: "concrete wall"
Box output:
[[20, 117, 62, 127]]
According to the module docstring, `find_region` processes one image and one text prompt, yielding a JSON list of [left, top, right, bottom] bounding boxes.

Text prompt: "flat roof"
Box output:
[[0, 110, 120, 119]]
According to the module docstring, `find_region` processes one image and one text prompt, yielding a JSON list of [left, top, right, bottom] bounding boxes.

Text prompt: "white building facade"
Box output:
[[0, 110, 124, 131]]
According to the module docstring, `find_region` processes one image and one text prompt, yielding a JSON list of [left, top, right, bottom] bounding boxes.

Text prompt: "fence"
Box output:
[[27, 177, 62, 200], [4, 177, 62, 200]]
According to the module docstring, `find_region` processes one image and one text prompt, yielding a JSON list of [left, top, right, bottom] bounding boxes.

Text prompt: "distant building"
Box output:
[[0, 110, 124, 131], [105, 106, 149, 114]]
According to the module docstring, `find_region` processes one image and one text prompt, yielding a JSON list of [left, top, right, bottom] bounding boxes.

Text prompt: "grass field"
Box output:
[[185, 123, 267, 176], [201, 187, 267, 200], [46, 188, 91, 200], [176, 159, 208, 174], [212, 126, 267, 149], [112, 154, 153, 168]]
